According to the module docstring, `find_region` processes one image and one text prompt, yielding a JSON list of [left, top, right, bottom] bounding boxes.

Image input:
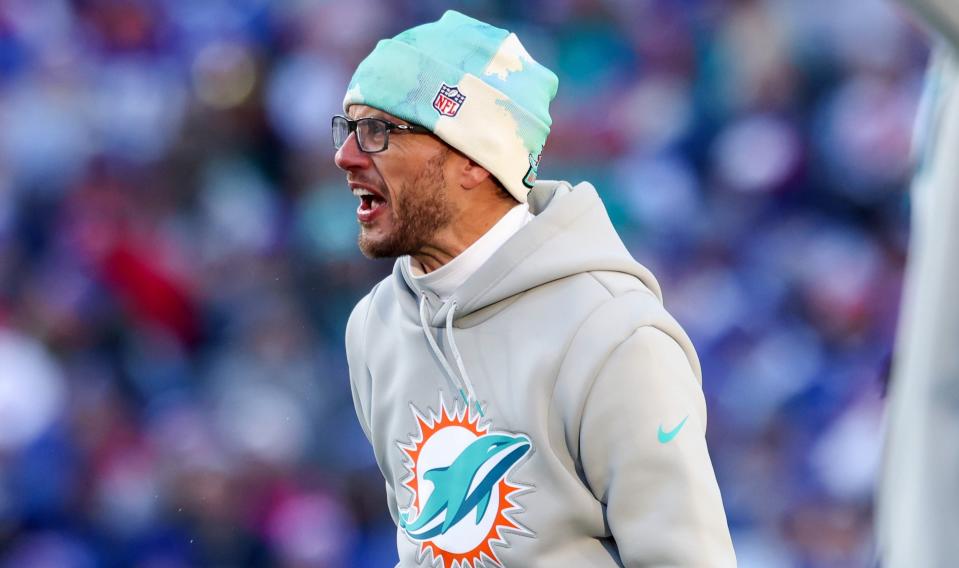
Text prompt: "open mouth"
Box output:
[[355, 189, 386, 211], [352, 186, 388, 222]]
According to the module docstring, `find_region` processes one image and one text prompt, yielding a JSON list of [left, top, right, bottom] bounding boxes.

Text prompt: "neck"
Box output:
[[412, 198, 515, 274]]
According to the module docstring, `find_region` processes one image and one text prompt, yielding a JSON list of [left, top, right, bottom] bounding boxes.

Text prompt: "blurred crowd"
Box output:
[[0, 0, 928, 566]]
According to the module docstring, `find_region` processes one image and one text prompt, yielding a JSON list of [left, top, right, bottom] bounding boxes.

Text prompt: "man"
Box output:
[[339, 10, 736, 567], [878, 2, 959, 566]]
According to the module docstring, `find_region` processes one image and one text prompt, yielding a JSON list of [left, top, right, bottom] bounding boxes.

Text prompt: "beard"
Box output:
[[358, 148, 457, 259]]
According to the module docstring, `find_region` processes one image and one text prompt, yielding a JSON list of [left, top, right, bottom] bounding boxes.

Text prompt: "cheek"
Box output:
[[371, 158, 407, 202]]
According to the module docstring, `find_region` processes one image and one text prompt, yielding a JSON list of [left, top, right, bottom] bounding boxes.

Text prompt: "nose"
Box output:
[[334, 132, 372, 172]]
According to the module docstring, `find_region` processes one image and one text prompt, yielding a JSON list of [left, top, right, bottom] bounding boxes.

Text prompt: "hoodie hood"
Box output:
[[398, 180, 662, 326]]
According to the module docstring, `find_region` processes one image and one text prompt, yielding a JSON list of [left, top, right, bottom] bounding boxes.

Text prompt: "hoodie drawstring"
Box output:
[[446, 302, 481, 414], [419, 294, 483, 416]]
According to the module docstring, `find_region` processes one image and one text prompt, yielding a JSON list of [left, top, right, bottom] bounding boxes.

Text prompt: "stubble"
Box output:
[[358, 148, 457, 259]]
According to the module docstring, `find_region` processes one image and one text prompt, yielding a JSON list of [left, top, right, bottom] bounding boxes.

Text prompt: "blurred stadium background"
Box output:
[[0, 0, 932, 566]]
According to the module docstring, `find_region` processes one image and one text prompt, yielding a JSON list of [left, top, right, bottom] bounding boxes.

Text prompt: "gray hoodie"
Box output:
[[346, 180, 737, 567]]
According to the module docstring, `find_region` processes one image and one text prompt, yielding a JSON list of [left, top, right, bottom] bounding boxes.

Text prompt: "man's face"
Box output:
[[334, 105, 458, 259]]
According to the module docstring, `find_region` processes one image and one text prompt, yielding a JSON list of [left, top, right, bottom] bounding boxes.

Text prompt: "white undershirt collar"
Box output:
[[407, 203, 534, 301]]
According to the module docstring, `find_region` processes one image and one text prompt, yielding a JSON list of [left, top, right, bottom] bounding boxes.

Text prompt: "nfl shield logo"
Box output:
[[433, 83, 466, 117]]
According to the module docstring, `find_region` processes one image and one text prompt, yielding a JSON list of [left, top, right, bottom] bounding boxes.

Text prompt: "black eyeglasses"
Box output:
[[331, 115, 431, 153]]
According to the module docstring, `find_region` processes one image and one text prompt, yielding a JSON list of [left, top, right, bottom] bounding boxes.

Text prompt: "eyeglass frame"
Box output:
[[331, 114, 432, 154]]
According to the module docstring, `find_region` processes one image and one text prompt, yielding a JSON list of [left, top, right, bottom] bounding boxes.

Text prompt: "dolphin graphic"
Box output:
[[401, 434, 531, 541]]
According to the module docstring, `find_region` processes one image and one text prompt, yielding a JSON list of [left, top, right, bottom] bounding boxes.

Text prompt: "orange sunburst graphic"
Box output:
[[397, 397, 533, 568]]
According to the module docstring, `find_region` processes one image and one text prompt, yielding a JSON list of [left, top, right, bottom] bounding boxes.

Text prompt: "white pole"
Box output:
[[878, 4, 959, 565]]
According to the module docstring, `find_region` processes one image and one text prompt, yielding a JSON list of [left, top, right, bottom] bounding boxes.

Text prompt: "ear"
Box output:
[[458, 157, 493, 190]]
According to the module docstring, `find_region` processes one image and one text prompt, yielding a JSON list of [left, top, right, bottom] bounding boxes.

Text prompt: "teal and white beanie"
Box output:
[[343, 10, 559, 203]]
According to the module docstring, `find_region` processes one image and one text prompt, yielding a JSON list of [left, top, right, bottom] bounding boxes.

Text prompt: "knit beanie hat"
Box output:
[[343, 10, 559, 203]]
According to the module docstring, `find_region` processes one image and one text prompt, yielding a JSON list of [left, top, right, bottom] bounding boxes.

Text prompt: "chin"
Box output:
[[358, 231, 402, 259]]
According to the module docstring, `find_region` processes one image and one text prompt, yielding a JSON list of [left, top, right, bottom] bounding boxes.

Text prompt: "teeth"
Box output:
[[352, 188, 376, 198]]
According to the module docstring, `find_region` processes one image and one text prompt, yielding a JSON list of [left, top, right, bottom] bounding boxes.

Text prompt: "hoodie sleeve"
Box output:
[[345, 292, 375, 443], [346, 288, 402, 531], [578, 326, 736, 567]]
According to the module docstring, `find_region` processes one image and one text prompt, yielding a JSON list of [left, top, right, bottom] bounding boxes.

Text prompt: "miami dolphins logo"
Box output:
[[397, 397, 533, 567]]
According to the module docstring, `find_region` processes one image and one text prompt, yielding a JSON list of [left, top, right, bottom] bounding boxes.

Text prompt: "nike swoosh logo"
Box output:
[[658, 416, 689, 444]]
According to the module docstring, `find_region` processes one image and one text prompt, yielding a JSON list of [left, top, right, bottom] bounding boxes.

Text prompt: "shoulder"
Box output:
[[345, 277, 389, 351], [571, 269, 672, 347], [561, 283, 681, 367], [555, 276, 701, 399]]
